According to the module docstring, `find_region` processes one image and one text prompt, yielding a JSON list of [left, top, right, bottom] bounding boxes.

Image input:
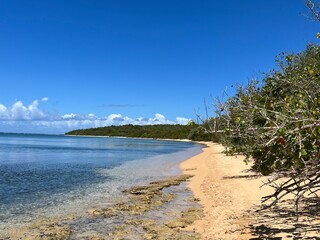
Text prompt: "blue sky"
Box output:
[[0, 0, 318, 133]]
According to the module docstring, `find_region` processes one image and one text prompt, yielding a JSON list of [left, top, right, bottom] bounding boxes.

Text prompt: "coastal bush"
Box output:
[[202, 43, 320, 208], [195, 1, 320, 211]]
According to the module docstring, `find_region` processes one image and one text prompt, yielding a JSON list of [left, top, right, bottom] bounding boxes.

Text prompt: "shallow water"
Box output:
[[0, 133, 202, 234]]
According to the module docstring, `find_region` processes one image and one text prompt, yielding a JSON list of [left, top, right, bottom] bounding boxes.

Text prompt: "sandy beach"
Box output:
[[180, 142, 320, 239]]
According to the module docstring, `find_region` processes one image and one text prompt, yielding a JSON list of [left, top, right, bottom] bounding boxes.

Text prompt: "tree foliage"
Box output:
[[307, 0, 320, 22], [203, 44, 320, 207], [66, 124, 212, 141]]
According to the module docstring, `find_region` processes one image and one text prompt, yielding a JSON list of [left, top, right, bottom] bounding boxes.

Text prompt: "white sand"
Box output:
[[180, 142, 273, 239]]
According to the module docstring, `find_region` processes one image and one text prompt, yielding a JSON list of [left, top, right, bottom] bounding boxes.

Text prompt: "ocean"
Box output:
[[0, 133, 202, 236]]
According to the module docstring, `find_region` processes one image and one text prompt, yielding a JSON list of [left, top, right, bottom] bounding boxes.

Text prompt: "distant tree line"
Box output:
[[65, 124, 215, 141]]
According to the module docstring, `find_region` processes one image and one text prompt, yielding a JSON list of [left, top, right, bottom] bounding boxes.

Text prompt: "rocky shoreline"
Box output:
[[4, 174, 203, 240]]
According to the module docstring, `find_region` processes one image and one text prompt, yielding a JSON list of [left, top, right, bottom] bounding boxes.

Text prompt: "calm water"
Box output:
[[0, 133, 202, 233]]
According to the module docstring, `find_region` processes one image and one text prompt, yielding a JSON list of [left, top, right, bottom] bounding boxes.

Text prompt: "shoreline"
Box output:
[[4, 175, 203, 239], [65, 134, 194, 143]]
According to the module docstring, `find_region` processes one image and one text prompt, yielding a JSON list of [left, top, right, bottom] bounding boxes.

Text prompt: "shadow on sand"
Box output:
[[223, 174, 260, 180], [247, 197, 320, 239]]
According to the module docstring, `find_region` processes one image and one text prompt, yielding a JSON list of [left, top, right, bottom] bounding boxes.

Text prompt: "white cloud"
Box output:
[[0, 99, 193, 134], [61, 113, 98, 120], [0, 100, 48, 121], [0, 104, 8, 119], [11, 101, 29, 120], [42, 97, 49, 102], [28, 100, 46, 120], [176, 117, 191, 125], [106, 113, 123, 122], [88, 113, 95, 119], [154, 113, 165, 121], [62, 113, 77, 120]]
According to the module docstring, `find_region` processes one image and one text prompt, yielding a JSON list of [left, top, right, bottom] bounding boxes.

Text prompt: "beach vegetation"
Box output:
[[198, 1, 320, 209], [66, 124, 212, 141], [200, 43, 320, 208], [187, 119, 195, 126]]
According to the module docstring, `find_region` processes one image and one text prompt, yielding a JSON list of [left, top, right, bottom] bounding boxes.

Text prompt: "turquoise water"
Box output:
[[0, 133, 202, 233]]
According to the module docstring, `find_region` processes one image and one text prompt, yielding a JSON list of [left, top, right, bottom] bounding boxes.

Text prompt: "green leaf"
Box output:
[[301, 148, 307, 156], [278, 128, 285, 135]]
